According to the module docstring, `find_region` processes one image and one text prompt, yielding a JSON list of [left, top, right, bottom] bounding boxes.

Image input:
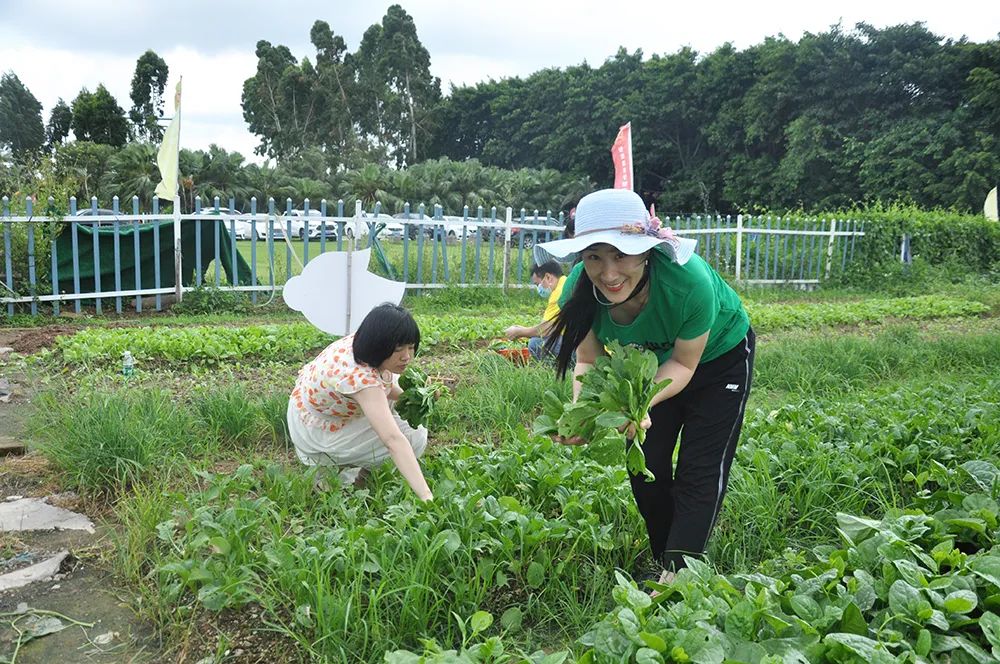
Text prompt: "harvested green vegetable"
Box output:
[[395, 366, 439, 428], [532, 341, 670, 480]]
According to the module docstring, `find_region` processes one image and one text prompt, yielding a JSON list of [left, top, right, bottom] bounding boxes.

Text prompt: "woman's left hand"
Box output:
[[620, 413, 652, 440]]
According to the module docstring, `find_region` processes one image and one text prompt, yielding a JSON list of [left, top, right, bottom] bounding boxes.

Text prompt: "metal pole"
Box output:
[[173, 195, 183, 301], [735, 214, 743, 282], [501, 206, 512, 290], [824, 217, 837, 280], [347, 200, 360, 333]]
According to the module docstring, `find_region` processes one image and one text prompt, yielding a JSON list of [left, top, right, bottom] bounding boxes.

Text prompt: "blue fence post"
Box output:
[[809, 218, 818, 280], [109, 196, 122, 313], [132, 196, 141, 312], [370, 201, 381, 250], [69, 197, 80, 313], [320, 199, 328, 256], [430, 204, 441, 283], [439, 204, 449, 282], [153, 197, 162, 310], [48, 196, 59, 316], [267, 198, 276, 290], [401, 202, 411, 282], [474, 206, 484, 283], [336, 199, 345, 252], [90, 197, 102, 314], [303, 198, 311, 264], [24, 197, 37, 316], [208, 196, 218, 288], [460, 205, 469, 283], [228, 196, 238, 287], [416, 203, 426, 284], [840, 220, 851, 272], [487, 206, 497, 284], [194, 195, 202, 286], [2, 196, 11, 318], [250, 197, 258, 303], [285, 198, 293, 283]]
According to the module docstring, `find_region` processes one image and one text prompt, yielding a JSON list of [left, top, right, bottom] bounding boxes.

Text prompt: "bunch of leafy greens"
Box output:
[[532, 341, 670, 480], [394, 366, 439, 428]]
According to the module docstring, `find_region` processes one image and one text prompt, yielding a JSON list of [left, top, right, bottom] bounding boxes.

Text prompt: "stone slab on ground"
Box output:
[[0, 436, 25, 456], [0, 498, 95, 534], [0, 551, 69, 592]]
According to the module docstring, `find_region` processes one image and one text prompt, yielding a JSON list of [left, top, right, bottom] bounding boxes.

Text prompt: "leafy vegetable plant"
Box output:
[[532, 341, 670, 480], [395, 366, 440, 428]]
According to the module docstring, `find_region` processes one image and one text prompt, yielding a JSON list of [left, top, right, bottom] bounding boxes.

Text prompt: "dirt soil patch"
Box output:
[[0, 326, 79, 355]]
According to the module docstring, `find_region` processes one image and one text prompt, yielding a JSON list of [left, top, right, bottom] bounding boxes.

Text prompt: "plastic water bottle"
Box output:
[[122, 351, 135, 378]]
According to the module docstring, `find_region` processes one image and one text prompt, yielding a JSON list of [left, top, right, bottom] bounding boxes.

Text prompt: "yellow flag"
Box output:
[[154, 79, 182, 200], [985, 186, 998, 221]]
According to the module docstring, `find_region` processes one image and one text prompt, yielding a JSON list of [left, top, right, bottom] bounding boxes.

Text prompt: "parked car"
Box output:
[[388, 213, 426, 240], [74, 208, 122, 227], [194, 207, 258, 240]]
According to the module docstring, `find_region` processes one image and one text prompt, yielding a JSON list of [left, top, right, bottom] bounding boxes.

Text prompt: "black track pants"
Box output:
[[628, 328, 755, 571]]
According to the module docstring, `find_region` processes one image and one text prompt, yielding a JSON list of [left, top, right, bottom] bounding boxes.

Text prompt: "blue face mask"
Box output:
[[536, 283, 552, 298]]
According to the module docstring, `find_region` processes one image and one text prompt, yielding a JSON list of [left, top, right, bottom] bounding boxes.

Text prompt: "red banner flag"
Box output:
[[610, 122, 633, 190]]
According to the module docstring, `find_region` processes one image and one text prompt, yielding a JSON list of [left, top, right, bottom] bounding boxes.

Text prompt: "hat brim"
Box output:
[[537, 231, 697, 265]]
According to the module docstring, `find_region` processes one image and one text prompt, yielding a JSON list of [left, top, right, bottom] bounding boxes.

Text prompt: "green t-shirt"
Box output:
[[559, 251, 750, 364]]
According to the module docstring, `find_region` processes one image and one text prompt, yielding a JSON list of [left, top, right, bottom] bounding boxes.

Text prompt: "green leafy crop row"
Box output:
[[52, 296, 987, 366]]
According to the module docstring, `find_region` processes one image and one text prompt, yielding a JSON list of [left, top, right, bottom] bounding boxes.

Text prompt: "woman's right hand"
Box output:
[[552, 433, 586, 446]]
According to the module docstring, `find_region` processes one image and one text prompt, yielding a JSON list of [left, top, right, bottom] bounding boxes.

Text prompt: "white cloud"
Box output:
[[1, 0, 997, 167]]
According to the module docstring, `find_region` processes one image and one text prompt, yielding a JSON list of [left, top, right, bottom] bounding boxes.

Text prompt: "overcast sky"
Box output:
[[1, 0, 997, 164]]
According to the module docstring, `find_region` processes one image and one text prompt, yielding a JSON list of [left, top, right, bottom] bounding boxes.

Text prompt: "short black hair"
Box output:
[[353, 303, 420, 367], [531, 261, 562, 279]]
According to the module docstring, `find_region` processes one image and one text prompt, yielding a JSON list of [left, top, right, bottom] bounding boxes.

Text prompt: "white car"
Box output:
[[195, 207, 259, 240]]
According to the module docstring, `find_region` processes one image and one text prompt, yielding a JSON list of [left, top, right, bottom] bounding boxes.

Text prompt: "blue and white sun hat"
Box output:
[[537, 188, 697, 264]]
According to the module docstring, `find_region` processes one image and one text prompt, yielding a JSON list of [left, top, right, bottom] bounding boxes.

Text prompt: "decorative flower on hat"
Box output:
[[621, 215, 678, 241]]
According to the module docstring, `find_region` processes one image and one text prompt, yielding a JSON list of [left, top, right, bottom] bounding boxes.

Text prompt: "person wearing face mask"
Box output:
[[536, 188, 754, 589], [503, 261, 568, 361], [286, 303, 433, 501]]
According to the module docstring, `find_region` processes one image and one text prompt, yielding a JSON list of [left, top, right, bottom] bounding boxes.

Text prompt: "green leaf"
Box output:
[[639, 632, 668, 653], [595, 411, 629, 429], [470, 610, 493, 634], [969, 556, 1000, 589], [943, 589, 978, 614], [916, 629, 932, 657], [838, 602, 868, 636], [500, 607, 523, 632], [789, 595, 821, 623], [888, 580, 929, 618], [980, 611, 1000, 653], [526, 561, 545, 588], [635, 648, 664, 664]]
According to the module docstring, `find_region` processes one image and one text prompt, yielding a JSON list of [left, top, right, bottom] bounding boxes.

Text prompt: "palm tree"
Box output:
[[103, 142, 158, 208], [195, 145, 250, 207], [343, 163, 391, 208]]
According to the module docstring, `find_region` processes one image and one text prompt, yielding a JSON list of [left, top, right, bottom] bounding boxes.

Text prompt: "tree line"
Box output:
[[1, 7, 998, 215]]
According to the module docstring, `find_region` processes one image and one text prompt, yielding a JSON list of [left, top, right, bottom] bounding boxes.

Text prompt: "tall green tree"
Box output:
[[129, 50, 169, 142], [54, 140, 116, 201], [0, 71, 45, 154], [71, 85, 129, 147], [242, 40, 323, 159], [354, 5, 440, 167], [46, 99, 73, 149]]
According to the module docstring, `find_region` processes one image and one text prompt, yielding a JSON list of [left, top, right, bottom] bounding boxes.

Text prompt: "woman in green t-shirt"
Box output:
[[537, 188, 755, 587]]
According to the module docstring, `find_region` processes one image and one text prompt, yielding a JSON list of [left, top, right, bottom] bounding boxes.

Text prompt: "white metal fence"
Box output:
[[1, 194, 864, 318]]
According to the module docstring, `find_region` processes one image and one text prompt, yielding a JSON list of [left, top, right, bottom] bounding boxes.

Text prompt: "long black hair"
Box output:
[[544, 269, 598, 379]]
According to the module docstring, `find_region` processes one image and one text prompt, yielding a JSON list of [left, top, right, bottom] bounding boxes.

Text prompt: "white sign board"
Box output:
[[283, 248, 405, 335]]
